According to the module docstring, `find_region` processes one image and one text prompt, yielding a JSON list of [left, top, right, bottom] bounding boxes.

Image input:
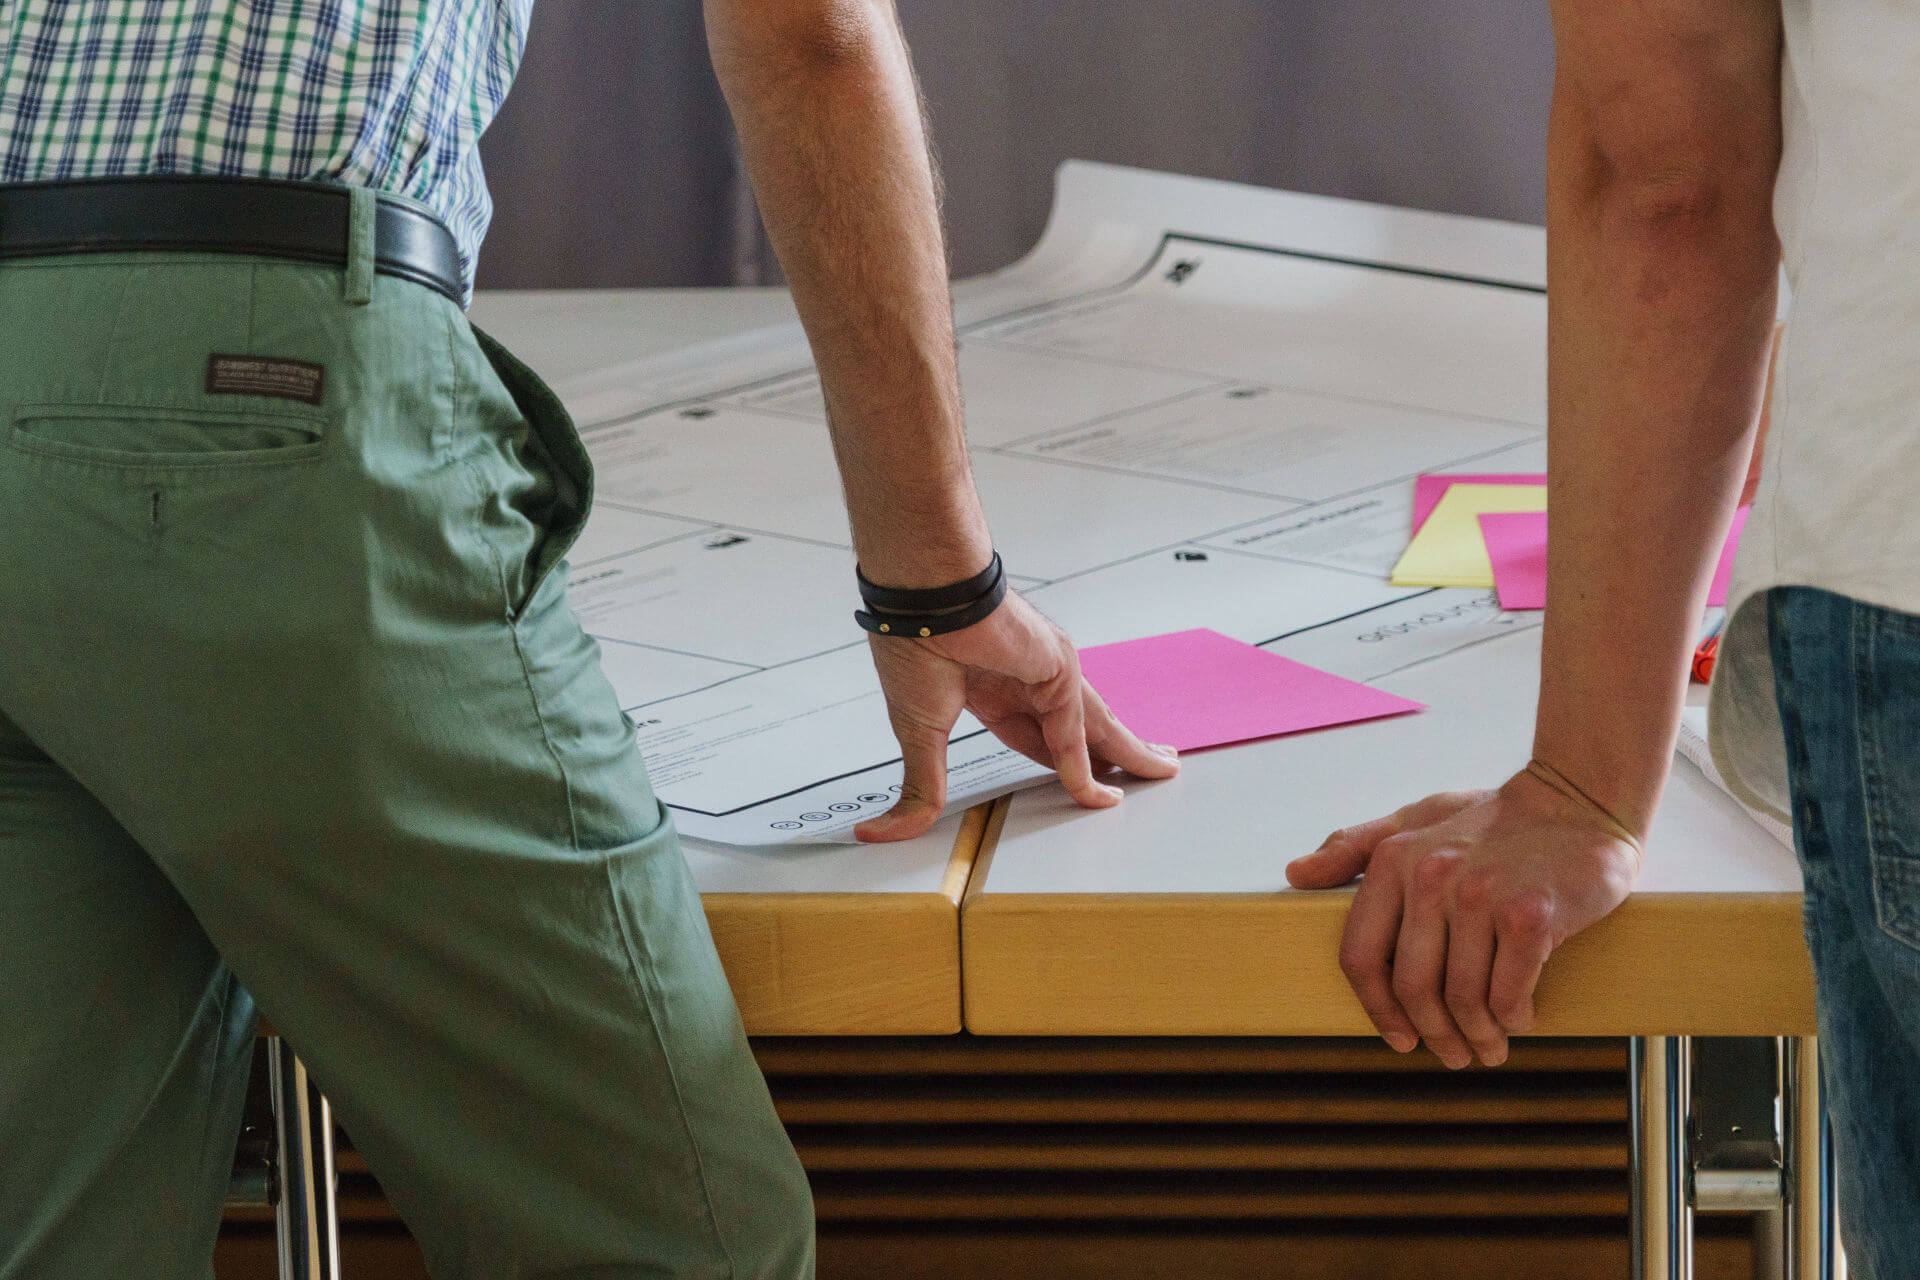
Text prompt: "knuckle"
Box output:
[[1042, 702, 1084, 736], [1410, 849, 1459, 900], [1454, 868, 1495, 911], [895, 782, 938, 807], [1491, 995, 1530, 1027], [1496, 893, 1554, 941], [889, 705, 950, 741]]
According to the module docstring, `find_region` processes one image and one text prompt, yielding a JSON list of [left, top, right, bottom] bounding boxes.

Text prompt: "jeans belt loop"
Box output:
[[344, 186, 377, 306]]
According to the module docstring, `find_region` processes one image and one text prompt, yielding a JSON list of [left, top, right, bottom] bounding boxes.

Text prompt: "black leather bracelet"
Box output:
[[856, 552, 1002, 614], [855, 553, 1008, 638]]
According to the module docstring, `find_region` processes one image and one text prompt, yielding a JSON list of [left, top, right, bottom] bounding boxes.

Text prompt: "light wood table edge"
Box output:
[[942, 803, 993, 905], [963, 874, 1816, 1038], [702, 804, 992, 1036], [961, 796, 1013, 906]]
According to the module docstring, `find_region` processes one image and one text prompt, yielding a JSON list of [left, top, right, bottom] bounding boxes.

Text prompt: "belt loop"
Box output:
[[344, 187, 376, 306]]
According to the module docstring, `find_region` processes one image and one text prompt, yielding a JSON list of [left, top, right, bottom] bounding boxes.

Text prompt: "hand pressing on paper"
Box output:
[[1284, 769, 1641, 1068], [855, 591, 1181, 843]]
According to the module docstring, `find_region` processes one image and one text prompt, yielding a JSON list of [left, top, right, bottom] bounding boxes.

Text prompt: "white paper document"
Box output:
[[542, 165, 1549, 845]]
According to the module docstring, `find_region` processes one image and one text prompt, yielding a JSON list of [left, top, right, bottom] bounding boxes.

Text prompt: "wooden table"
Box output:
[[468, 236, 1834, 1278], [962, 624, 1826, 1280], [962, 626, 1814, 1040], [689, 809, 982, 1034]]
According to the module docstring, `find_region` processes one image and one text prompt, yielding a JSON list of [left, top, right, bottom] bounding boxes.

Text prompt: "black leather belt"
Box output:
[[0, 175, 464, 304]]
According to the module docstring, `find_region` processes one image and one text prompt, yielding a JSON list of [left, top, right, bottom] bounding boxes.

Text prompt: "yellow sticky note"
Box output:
[[1390, 483, 1548, 587]]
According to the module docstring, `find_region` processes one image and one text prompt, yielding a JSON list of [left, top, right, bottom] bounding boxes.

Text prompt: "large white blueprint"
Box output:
[[541, 164, 1551, 846]]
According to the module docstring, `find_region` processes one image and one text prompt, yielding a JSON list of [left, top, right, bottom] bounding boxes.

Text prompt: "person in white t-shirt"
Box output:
[[1286, 4, 1920, 1269]]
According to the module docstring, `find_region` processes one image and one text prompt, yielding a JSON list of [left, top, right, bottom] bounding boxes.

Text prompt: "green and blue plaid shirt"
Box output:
[[0, 0, 530, 296]]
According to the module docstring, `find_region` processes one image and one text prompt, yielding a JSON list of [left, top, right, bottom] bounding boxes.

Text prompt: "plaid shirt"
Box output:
[[0, 0, 529, 296]]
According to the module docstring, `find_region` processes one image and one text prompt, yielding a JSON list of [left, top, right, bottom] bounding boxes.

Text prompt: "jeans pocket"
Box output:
[[465, 323, 594, 620], [1855, 602, 1920, 952]]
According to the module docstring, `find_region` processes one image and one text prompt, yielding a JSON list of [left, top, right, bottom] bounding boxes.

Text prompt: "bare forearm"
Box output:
[[1535, 32, 1780, 832], [705, 0, 988, 586]]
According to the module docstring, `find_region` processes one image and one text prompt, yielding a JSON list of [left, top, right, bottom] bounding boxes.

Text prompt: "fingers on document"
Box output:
[[856, 719, 951, 843], [1338, 863, 1420, 1054], [980, 712, 1056, 771]]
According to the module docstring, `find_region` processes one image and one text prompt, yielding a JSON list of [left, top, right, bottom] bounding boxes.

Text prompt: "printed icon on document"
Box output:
[[771, 821, 804, 830], [800, 811, 833, 822], [1174, 550, 1208, 562], [680, 406, 716, 419], [1164, 259, 1199, 285], [858, 793, 892, 804], [704, 533, 749, 550]]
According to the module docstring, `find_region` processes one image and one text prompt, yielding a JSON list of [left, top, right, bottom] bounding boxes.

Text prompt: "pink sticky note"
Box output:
[[1413, 472, 1548, 534], [1478, 511, 1550, 610], [1480, 505, 1753, 612], [1077, 628, 1424, 752]]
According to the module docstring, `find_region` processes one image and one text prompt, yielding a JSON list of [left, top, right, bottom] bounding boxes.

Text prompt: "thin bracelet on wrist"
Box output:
[[1524, 758, 1645, 852], [855, 551, 1007, 639]]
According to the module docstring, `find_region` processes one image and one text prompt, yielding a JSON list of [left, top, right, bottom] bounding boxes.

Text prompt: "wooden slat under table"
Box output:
[[690, 804, 988, 1035], [964, 628, 1816, 1038]]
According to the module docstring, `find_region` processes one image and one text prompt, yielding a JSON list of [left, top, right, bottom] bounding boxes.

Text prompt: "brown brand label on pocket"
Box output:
[[205, 354, 325, 405]]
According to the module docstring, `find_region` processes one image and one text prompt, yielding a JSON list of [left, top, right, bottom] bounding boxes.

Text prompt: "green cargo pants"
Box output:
[[0, 246, 814, 1279]]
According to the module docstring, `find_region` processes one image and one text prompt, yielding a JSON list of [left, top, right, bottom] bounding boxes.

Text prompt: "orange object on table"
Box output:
[[1693, 633, 1721, 684]]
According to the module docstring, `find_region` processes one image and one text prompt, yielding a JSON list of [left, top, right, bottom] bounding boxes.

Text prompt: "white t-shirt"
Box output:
[[1710, 2, 1920, 818]]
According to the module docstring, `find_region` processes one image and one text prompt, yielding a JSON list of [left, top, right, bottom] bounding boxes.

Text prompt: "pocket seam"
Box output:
[[467, 325, 595, 625], [8, 404, 327, 472], [446, 327, 517, 622]]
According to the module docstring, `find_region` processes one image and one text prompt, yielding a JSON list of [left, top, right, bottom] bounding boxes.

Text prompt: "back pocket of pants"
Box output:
[[9, 404, 324, 471], [1856, 602, 1920, 952]]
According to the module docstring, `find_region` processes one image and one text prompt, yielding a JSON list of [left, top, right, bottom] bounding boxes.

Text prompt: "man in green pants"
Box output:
[[0, 3, 1178, 1276]]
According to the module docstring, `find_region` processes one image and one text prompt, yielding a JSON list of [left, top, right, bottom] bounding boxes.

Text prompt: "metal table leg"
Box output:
[[1631, 1036, 1692, 1280], [1783, 1037, 1842, 1280], [1633, 1035, 1843, 1280], [268, 1036, 341, 1280]]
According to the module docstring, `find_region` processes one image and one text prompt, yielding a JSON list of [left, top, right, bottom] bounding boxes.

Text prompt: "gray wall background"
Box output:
[[474, 1, 1555, 290]]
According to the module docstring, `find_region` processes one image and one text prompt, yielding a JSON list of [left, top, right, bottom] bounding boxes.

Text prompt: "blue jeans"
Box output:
[[1770, 586, 1920, 1278]]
